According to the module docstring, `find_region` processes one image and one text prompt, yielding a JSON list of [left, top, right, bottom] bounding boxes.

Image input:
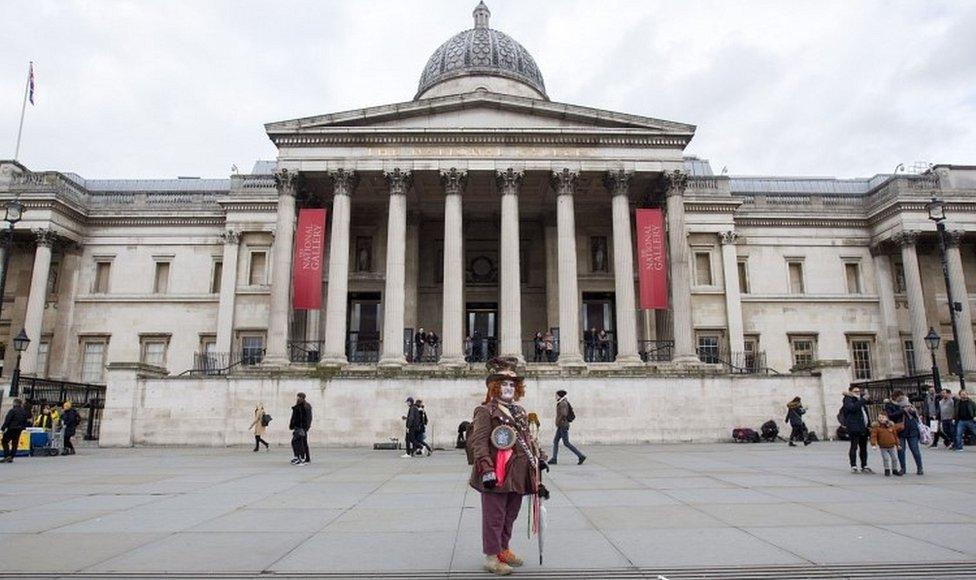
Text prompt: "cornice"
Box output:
[[270, 132, 690, 148], [87, 216, 225, 227], [735, 217, 869, 228]]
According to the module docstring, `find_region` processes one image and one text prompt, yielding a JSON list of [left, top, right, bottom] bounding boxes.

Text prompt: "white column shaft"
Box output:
[[720, 237, 745, 357], [544, 224, 559, 331], [215, 236, 240, 354], [22, 239, 53, 375], [872, 252, 905, 377], [611, 194, 640, 362], [666, 192, 696, 362], [380, 193, 408, 365], [322, 193, 352, 365], [556, 193, 583, 364], [499, 192, 523, 359], [441, 192, 465, 364], [900, 241, 929, 361], [946, 244, 976, 373]]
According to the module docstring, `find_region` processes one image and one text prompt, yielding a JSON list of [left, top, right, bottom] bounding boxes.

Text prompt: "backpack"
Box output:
[[566, 401, 576, 423], [260, 413, 272, 427], [836, 406, 846, 428], [732, 428, 760, 443]]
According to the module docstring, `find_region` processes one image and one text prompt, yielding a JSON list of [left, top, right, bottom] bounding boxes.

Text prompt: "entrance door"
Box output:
[[582, 292, 616, 362], [348, 292, 381, 362], [466, 302, 498, 362]]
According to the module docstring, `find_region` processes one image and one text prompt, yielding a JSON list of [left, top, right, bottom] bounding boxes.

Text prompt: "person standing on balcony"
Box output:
[[250, 403, 270, 452], [61, 402, 80, 455], [543, 331, 555, 363], [414, 328, 427, 362], [426, 331, 439, 362], [597, 330, 611, 362], [548, 389, 586, 466], [583, 328, 596, 362], [533, 332, 544, 363]]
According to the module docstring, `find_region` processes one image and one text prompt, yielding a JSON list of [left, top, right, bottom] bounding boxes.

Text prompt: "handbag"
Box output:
[[918, 422, 934, 446], [293, 428, 306, 438]]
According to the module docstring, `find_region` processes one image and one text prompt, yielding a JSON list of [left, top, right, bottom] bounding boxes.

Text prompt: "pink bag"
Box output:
[[495, 449, 514, 484]]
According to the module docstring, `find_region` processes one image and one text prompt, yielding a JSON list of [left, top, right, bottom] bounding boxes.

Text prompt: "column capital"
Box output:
[[384, 168, 413, 195], [440, 168, 467, 196], [604, 170, 632, 197], [274, 168, 300, 197], [32, 228, 57, 248], [719, 231, 738, 245], [328, 169, 358, 196], [495, 168, 523, 195], [221, 230, 241, 245], [663, 169, 689, 197], [893, 230, 919, 247], [945, 230, 965, 248], [551, 168, 578, 196]]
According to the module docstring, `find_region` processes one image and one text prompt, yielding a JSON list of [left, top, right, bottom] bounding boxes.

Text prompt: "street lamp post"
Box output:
[[0, 200, 23, 394], [9, 329, 30, 398], [926, 197, 965, 390], [925, 327, 942, 391]]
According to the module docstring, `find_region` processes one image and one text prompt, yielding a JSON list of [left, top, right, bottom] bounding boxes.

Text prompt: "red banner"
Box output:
[[635, 208, 668, 310], [292, 209, 326, 310]]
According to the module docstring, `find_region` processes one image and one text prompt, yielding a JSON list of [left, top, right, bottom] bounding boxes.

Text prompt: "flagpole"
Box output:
[[13, 62, 31, 162]]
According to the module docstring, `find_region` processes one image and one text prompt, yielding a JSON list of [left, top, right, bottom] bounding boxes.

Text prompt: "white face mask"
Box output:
[[500, 380, 516, 402]]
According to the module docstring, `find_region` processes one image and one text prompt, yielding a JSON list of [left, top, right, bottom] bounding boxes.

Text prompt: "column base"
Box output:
[[318, 356, 347, 368], [614, 354, 644, 367], [260, 355, 290, 368], [558, 354, 586, 369], [378, 356, 406, 369], [438, 356, 468, 369], [672, 353, 703, 365]]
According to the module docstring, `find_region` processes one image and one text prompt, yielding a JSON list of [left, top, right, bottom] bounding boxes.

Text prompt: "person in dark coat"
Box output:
[[533, 332, 544, 363], [414, 399, 433, 456], [892, 393, 923, 475], [414, 328, 427, 362], [583, 328, 597, 362], [786, 396, 811, 446], [841, 387, 873, 473], [1, 398, 30, 463], [61, 401, 81, 455], [288, 392, 312, 465]]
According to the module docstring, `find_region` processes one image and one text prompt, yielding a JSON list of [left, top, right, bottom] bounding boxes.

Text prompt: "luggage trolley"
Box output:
[[30, 426, 65, 457]]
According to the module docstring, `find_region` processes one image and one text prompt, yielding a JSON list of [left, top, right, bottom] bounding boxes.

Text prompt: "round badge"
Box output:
[[490, 425, 517, 450]]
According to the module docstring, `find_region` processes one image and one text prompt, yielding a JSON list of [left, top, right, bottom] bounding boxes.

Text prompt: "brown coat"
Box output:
[[555, 398, 571, 428], [468, 400, 544, 495], [870, 421, 902, 449], [250, 407, 267, 437]]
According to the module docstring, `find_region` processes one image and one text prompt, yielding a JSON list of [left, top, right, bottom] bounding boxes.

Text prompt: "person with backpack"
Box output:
[[840, 387, 873, 473], [786, 396, 811, 446], [61, 401, 81, 455], [1, 398, 30, 463], [288, 393, 312, 465], [548, 389, 586, 466], [249, 403, 270, 452]]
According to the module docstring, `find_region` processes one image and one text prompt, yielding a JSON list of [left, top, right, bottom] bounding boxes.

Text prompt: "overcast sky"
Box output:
[[2, 0, 974, 179]]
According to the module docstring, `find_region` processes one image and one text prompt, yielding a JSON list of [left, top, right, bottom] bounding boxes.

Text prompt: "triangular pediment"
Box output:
[[265, 91, 695, 135]]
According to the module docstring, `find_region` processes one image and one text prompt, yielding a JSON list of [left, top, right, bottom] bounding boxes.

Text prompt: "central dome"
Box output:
[[415, 2, 547, 101]]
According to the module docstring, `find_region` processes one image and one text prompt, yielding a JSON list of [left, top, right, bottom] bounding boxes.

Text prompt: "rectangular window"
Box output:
[[694, 252, 713, 286], [845, 262, 862, 294], [788, 261, 805, 294], [211, 260, 223, 294], [790, 336, 816, 369], [697, 334, 721, 364], [93, 261, 111, 294], [737, 260, 750, 294], [850, 339, 873, 380], [904, 339, 917, 376], [81, 341, 107, 383], [36, 341, 50, 378], [141, 340, 167, 367], [249, 251, 267, 286], [153, 261, 170, 294], [241, 335, 265, 365], [894, 263, 906, 293]]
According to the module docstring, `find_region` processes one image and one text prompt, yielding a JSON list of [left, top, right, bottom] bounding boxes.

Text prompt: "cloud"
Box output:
[[1, 0, 973, 179]]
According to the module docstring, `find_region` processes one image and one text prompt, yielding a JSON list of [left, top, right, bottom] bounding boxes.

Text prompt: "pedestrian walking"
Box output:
[[61, 402, 80, 455], [933, 389, 956, 448], [841, 387, 873, 473], [924, 386, 940, 424], [870, 412, 902, 477], [288, 393, 312, 465], [786, 396, 811, 446], [548, 389, 586, 465], [468, 357, 547, 576], [954, 389, 976, 451], [402, 397, 420, 458], [414, 399, 433, 456], [250, 403, 270, 452], [1, 398, 30, 463]]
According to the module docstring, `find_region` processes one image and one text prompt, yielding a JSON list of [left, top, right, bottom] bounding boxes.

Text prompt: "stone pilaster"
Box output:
[[321, 169, 357, 366], [895, 231, 929, 366], [497, 168, 524, 362], [719, 231, 745, 359], [605, 170, 640, 364], [440, 168, 467, 367], [945, 231, 976, 374], [379, 169, 412, 367], [215, 230, 241, 354], [264, 169, 299, 365], [870, 246, 906, 377], [21, 229, 56, 375], [664, 170, 697, 364], [552, 168, 584, 367]]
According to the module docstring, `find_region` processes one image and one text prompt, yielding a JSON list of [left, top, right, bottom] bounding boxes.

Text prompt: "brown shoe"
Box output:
[[499, 548, 524, 567], [484, 555, 512, 576]]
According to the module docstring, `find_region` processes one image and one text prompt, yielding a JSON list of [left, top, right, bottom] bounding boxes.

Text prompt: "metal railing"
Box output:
[[347, 333, 380, 363], [696, 348, 779, 375], [465, 337, 498, 363], [639, 340, 674, 362], [856, 374, 934, 422], [405, 336, 441, 363], [16, 376, 106, 441], [525, 338, 559, 363], [185, 349, 263, 376], [289, 341, 324, 364]]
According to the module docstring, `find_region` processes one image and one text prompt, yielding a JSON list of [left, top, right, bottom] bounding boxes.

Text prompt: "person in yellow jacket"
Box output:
[[33, 406, 55, 429]]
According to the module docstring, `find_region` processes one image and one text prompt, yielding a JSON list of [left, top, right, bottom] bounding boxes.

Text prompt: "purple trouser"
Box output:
[[481, 491, 523, 556]]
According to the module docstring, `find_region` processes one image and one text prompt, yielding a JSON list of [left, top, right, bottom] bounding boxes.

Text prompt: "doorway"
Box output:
[[466, 302, 498, 362], [348, 292, 381, 362], [582, 292, 616, 362]]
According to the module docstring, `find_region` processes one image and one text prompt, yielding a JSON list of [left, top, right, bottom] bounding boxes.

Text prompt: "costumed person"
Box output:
[[469, 357, 548, 576]]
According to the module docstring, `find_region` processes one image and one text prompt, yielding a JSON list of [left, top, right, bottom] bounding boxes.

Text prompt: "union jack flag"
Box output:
[[28, 62, 35, 105]]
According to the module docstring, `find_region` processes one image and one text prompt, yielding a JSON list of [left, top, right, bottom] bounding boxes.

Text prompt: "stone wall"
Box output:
[[100, 365, 839, 448]]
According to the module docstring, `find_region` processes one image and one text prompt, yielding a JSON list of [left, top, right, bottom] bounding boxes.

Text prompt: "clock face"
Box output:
[[491, 425, 516, 449]]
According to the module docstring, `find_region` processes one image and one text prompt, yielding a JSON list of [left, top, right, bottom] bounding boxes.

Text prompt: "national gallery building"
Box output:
[[2, 3, 974, 446]]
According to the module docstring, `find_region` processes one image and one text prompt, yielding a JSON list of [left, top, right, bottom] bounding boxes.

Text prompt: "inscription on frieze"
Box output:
[[364, 146, 594, 158]]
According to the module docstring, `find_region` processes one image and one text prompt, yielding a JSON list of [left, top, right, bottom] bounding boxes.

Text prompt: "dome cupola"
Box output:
[[415, 2, 548, 101]]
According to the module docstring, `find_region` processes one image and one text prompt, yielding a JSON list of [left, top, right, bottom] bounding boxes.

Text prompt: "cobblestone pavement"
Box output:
[[0, 442, 974, 577]]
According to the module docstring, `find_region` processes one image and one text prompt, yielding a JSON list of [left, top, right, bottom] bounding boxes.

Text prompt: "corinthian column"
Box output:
[[265, 169, 299, 365], [946, 231, 976, 374], [379, 169, 412, 367], [665, 170, 697, 363], [321, 169, 357, 366], [21, 229, 56, 375], [552, 168, 585, 367], [872, 247, 905, 377], [719, 231, 745, 358], [896, 231, 929, 362], [497, 168, 524, 362], [440, 168, 467, 367], [606, 170, 640, 364], [215, 230, 241, 354]]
